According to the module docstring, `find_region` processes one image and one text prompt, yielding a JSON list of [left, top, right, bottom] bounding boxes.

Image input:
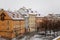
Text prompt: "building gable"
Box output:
[[0, 9, 12, 21]]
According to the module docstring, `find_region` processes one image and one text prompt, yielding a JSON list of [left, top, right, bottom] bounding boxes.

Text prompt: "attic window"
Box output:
[[12, 14, 15, 18], [39, 14, 40, 16], [27, 9, 29, 12], [31, 11, 33, 13], [17, 14, 19, 18], [0, 13, 6, 21]]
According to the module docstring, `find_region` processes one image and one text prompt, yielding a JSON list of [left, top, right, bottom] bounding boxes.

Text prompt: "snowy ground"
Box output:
[[0, 38, 9, 40], [19, 34, 54, 40], [12, 31, 60, 40], [0, 35, 54, 40], [0, 31, 60, 40]]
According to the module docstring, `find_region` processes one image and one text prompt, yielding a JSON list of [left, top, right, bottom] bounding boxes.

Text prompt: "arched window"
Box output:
[[0, 13, 6, 21]]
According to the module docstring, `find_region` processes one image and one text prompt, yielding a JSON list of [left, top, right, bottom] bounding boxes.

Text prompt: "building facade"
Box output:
[[29, 13, 36, 32], [0, 9, 25, 38]]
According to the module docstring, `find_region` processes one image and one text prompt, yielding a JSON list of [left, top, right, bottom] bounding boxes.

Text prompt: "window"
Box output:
[[17, 14, 19, 18], [31, 11, 33, 13], [0, 13, 6, 21], [12, 14, 15, 18], [7, 21, 10, 30]]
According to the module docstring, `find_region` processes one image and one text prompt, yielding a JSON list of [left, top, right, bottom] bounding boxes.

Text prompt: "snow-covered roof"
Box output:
[[6, 11, 24, 20], [0, 9, 42, 19], [18, 7, 38, 15]]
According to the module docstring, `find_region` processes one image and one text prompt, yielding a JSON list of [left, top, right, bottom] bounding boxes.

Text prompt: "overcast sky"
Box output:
[[0, 0, 60, 16]]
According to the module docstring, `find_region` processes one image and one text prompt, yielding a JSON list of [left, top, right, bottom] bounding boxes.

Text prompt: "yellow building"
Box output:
[[0, 9, 25, 38], [29, 13, 36, 32]]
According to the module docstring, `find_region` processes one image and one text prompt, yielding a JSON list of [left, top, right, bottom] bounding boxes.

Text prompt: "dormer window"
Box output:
[[17, 14, 19, 18], [31, 11, 33, 13], [12, 14, 15, 18], [27, 9, 29, 12], [39, 14, 40, 16], [0, 13, 6, 21]]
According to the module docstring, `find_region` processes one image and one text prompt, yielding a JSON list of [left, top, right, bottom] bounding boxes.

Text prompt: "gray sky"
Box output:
[[0, 0, 60, 16]]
